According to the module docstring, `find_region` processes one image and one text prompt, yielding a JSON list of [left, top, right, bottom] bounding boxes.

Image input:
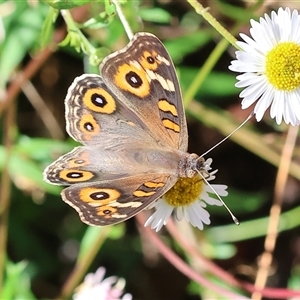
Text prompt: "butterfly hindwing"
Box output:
[[62, 174, 176, 226], [44, 144, 181, 186]]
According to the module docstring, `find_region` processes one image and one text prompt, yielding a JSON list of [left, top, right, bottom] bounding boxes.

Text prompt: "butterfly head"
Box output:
[[178, 153, 212, 179]]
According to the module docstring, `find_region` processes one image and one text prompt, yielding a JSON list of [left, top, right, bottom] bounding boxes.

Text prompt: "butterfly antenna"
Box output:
[[198, 171, 239, 225], [201, 111, 254, 158], [196, 111, 254, 225]]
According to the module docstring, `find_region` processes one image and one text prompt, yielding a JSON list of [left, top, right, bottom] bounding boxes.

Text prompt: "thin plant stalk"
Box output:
[[0, 102, 16, 290], [57, 227, 112, 299], [112, 0, 133, 40], [252, 125, 299, 300]]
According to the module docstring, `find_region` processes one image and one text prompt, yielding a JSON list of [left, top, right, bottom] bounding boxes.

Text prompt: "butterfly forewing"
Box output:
[[100, 32, 188, 151], [64, 74, 157, 147]]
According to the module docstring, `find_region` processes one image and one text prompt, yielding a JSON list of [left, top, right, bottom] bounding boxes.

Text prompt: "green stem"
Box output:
[[186, 0, 238, 47], [207, 204, 300, 243], [184, 0, 256, 106], [57, 226, 112, 299], [0, 103, 15, 291], [112, 0, 133, 40], [60, 10, 96, 55], [183, 38, 230, 106]]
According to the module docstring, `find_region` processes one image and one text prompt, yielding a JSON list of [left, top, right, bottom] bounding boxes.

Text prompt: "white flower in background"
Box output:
[[145, 159, 227, 232], [73, 267, 132, 300], [229, 7, 300, 126]]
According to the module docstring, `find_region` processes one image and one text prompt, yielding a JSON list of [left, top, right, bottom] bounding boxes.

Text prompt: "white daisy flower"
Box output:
[[229, 7, 300, 126], [144, 164, 227, 232], [73, 267, 132, 300]]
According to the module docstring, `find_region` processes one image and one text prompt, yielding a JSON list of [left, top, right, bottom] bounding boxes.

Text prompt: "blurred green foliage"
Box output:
[[1, 0, 300, 299]]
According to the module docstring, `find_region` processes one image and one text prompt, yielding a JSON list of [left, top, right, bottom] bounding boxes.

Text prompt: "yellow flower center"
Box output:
[[265, 42, 300, 91], [164, 175, 204, 207]]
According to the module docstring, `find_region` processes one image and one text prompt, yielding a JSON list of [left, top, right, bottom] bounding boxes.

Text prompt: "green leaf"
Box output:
[[203, 242, 236, 260], [164, 31, 211, 64], [80, 12, 113, 29], [40, 7, 59, 48], [88, 47, 111, 67], [1, 260, 36, 300], [0, 2, 48, 87], [78, 226, 110, 260], [16, 136, 74, 162], [14, 149, 62, 194], [207, 205, 300, 243], [107, 223, 125, 239], [217, 1, 257, 22], [180, 68, 238, 98], [58, 33, 71, 47], [139, 7, 171, 24], [104, 0, 116, 16], [289, 266, 300, 289], [78, 224, 125, 261], [42, 0, 91, 9], [0, 138, 70, 195]]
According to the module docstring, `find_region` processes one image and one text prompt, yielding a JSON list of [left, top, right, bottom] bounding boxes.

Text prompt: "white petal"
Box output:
[[240, 77, 268, 102], [291, 10, 300, 42], [144, 200, 174, 232], [175, 206, 184, 221], [289, 90, 300, 123], [201, 191, 223, 206], [250, 17, 276, 50], [253, 86, 274, 121], [184, 202, 211, 230], [284, 92, 300, 125]]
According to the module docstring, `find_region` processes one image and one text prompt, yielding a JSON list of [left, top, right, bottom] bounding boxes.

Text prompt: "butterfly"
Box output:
[[43, 32, 211, 226]]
